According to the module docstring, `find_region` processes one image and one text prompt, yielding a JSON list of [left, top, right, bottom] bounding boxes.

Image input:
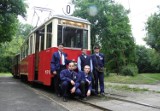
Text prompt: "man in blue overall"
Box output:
[[77, 48, 93, 72], [60, 62, 82, 102], [79, 65, 92, 100], [50, 43, 70, 97], [91, 45, 105, 95], [77, 48, 95, 92]]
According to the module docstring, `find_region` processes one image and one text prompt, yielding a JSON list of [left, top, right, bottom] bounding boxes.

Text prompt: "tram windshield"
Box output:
[[57, 25, 88, 49]]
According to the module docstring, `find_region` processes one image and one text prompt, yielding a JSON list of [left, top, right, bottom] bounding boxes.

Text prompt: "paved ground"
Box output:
[[105, 82, 160, 92], [104, 82, 160, 110], [0, 77, 67, 111], [1, 77, 160, 111]]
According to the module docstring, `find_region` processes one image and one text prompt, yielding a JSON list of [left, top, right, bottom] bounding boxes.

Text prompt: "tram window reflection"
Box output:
[[29, 36, 33, 54], [57, 25, 88, 49], [46, 23, 52, 49], [57, 25, 62, 45], [40, 29, 45, 51]]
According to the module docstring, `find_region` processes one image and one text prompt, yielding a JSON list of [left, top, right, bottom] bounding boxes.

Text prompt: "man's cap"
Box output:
[[94, 45, 100, 49]]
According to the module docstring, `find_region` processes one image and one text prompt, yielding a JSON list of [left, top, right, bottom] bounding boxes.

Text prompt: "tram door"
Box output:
[[34, 31, 40, 80]]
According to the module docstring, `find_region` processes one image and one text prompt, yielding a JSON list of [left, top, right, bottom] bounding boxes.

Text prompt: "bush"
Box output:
[[0, 56, 12, 72], [121, 64, 138, 76]]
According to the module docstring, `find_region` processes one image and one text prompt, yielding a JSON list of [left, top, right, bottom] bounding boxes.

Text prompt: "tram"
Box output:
[[12, 15, 91, 86]]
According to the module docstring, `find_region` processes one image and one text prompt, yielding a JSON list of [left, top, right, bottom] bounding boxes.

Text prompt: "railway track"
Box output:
[[28, 86, 111, 111], [103, 93, 160, 110], [22, 82, 160, 111]]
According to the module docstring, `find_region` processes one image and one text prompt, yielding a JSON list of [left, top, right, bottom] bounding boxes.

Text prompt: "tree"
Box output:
[[0, 22, 33, 72], [73, 0, 136, 75], [135, 45, 153, 73], [0, 0, 27, 43], [135, 45, 160, 73], [17, 23, 33, 39], [145, 7, 160, 52]]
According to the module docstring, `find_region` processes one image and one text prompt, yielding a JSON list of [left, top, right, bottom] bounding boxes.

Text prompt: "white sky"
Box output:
[[19, 0, 160, 46]]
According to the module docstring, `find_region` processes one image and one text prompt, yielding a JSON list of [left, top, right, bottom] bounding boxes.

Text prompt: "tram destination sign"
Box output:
[[59, 20, 88, 29]]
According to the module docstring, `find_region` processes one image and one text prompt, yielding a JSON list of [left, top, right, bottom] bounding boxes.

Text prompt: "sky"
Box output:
[[19, 0, 160, 46]]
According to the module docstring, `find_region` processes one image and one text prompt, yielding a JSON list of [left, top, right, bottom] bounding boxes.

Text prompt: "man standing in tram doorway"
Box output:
[[91, 45, 105, 95], [77, 48, 93, 72], [51, 43, 69, 97]]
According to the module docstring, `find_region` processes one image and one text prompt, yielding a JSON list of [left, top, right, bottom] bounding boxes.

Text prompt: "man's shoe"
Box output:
[[57, 93, 61, 97], [100, 92, 105, 96], [63, 97, 68, 102], [82, 97, 87, 101]]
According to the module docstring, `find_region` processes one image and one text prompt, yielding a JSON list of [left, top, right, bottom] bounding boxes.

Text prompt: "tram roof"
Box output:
[[30, 15, 91, 35], [54, 15, 91, 24]]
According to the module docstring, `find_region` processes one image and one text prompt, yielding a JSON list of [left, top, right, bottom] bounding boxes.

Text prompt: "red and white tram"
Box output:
[[14, 15, 91, 86]]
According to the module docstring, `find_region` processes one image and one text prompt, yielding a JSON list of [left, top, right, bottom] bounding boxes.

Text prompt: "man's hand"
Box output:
[[70, 80, 75, 85], [87, 90, 91, 97], [71, 87, 76, 94], [86, 79, 91, 85], [52, 71, 57, 75]]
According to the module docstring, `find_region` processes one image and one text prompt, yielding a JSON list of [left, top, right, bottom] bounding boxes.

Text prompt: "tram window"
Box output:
[[46, 23, 52, 48], [22, 46, 25, 59], [20, 49, 22, 60], [30, 36, 33, 54], [26, 40, 29, 56], [83, 30, 88, 49], [40, 29, 45, 50], [24, 45, 26, 57], [58, 26, 88, 49], [57, 25, 62, 45]]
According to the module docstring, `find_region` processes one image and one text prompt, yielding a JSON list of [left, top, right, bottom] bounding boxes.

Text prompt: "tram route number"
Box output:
[[45, 70, 51, 75], [62, 4, 73, 15], [66, 5, 70, 14]]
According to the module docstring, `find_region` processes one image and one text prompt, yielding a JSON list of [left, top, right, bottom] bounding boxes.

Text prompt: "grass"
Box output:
[[0, 73, 12, 77], [105, 84, 149, 92], [105, 73, 160, 84]]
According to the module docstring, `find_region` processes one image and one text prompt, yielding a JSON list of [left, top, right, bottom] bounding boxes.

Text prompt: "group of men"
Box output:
[[51, 43, 105, 102]]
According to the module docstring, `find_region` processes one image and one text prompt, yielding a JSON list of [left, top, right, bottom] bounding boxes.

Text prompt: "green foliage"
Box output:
[[73, 0, 136, 74], [0, 36, 24, 72], [106, 84, 149, 92], [0, 0, 27, 43], [0, 73, 12, 77], [145, 7, 160, 52], [17, 22, 33, 38], [135, 45, 160, 73], [0, 22, 33, 72], [0, 56, 12, 72], [120, 64, 138, 76], [105, 73, 160, 84]]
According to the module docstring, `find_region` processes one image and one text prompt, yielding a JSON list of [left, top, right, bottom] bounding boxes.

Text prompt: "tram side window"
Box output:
[[62, 27, 88, 49], [57, 25, 62, 45], [22, 46, 25, 59], [62, 27, 83, 48], [83, 30, 88, 49], [20, 49, 22, 60], [30, 36, 33, 54], [40, 29, 45, 50], [24, 44, 27, 57], [26, 40, 29, 56], [46, 23, 52, 49]]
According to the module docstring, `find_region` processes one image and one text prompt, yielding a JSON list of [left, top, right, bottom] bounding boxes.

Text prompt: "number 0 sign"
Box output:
[[62, 4, 74, 15]]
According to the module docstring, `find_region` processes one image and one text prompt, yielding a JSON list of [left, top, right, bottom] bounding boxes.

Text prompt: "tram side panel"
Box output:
[[20, 57, 29, 77], [63, 48, 90, 61], [28, 54, 35, 81], [37, 47, 90, 86], [38, 47, 56, 86]]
